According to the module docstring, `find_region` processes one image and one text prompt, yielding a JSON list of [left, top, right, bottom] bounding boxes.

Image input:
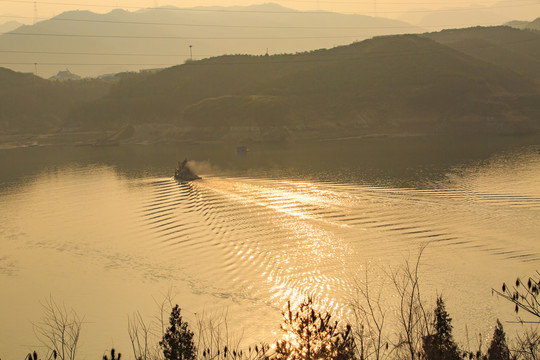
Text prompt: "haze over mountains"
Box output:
[[507, 17, 540, 31], [1, 2, 540, 143], [0, 4, 419, 78], [1, 2, 538, 79], [0, 20, 22, 34], [399, 0, 540, 30]]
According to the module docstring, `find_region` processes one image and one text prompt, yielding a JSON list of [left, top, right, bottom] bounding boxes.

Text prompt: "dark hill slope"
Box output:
[[424, 26, 540, 79], [0, 67, 112, 132], [69, 50, 338, 128], [183, 35, 539, 138], [70, 35, 540, 140]]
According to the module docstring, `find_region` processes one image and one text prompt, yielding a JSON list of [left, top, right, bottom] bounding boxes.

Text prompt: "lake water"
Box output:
[[1, 136, 539, 359]]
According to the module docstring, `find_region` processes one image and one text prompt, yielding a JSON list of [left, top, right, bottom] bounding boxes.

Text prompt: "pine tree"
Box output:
[[487, 320, 510, 360], [422, 296, 461, 360], [274, 297, 357, 360], [160, 305, 196, 360]]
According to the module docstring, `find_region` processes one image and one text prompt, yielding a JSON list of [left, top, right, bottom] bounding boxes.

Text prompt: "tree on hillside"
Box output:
[[160, 305, 196, 360], [274, 297, 357, 360], [486, 320, 510, 360], [422, 297, 461, 360]]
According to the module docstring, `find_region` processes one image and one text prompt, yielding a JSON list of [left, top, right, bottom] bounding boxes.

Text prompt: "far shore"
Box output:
[[2, 125, 539, 151]]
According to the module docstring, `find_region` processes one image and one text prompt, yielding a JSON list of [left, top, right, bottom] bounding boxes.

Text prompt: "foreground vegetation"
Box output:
[[15, 254, 540, 360]]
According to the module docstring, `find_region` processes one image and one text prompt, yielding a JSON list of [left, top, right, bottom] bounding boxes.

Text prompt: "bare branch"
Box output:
[[33, 296, 83, 360]]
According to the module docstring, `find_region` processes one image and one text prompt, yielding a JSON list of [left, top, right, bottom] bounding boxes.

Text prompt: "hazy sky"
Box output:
[[2, 0, 539, 24]]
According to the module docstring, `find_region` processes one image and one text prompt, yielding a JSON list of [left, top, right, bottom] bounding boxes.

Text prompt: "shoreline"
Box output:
[[1, 127, 539, 151]]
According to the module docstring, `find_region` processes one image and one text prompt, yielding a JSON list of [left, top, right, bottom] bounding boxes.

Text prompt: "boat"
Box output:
[[174, 159, 201, 182], [236, 145, 248, 154]]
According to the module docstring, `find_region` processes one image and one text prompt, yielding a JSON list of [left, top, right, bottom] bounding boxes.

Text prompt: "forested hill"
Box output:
[[67, 33, 540, 141], [423, 26, 540, 80], [3, 28, 540, 141], [0, 68, 113, 132]]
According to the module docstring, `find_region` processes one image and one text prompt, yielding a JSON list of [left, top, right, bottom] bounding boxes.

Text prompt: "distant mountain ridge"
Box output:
[[424, 26, 540, 80], [399, 0, 540, 30], [0, 20, 22, 34], [0, 3, 419, 78], [506, 17, 540, 31]]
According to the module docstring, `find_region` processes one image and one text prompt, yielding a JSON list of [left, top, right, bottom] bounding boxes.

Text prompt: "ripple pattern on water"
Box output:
[[134, 169, 540, 315]]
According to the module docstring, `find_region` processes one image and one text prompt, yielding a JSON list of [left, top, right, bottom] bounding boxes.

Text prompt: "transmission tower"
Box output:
[[33, 1, 38, 24]]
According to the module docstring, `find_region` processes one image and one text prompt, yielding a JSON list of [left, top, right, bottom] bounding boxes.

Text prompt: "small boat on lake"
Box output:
[[236, 145, 248, 154], [174, 159, 201, 182]]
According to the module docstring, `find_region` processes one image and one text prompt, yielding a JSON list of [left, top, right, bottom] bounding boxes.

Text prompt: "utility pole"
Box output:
[[34, 62, 38, 76], [189, 45, 193, 61]]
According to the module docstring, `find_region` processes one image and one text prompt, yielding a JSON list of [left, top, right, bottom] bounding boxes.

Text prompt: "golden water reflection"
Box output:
[[0, 145, 539, 359]]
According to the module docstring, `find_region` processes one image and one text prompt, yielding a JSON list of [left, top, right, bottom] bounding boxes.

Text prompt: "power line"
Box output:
[[1, 13, 535, 32], [0, 14, 419, 30], [0, 0, 538, 15], [1, 27, 539, 59], [5, 24, 539, 40], [2, 34, 540, 68], [0, 62, 177, 65], [252, 0, 537, 5], [0, 0, 321, 13], [0, 37, 533, 59], [2, 39, 540, 76], [2, 32, 372, 39], [1, 0, 538, 8], [0, 50, 201, 56]]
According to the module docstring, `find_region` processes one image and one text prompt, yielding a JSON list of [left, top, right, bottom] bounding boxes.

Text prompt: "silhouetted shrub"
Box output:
[[25, 350, 57, 360], [160, 304, 196, 360], [103, 348, 121, 360], [25, 351, 39, 360], [273, 297, 357, 360]]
